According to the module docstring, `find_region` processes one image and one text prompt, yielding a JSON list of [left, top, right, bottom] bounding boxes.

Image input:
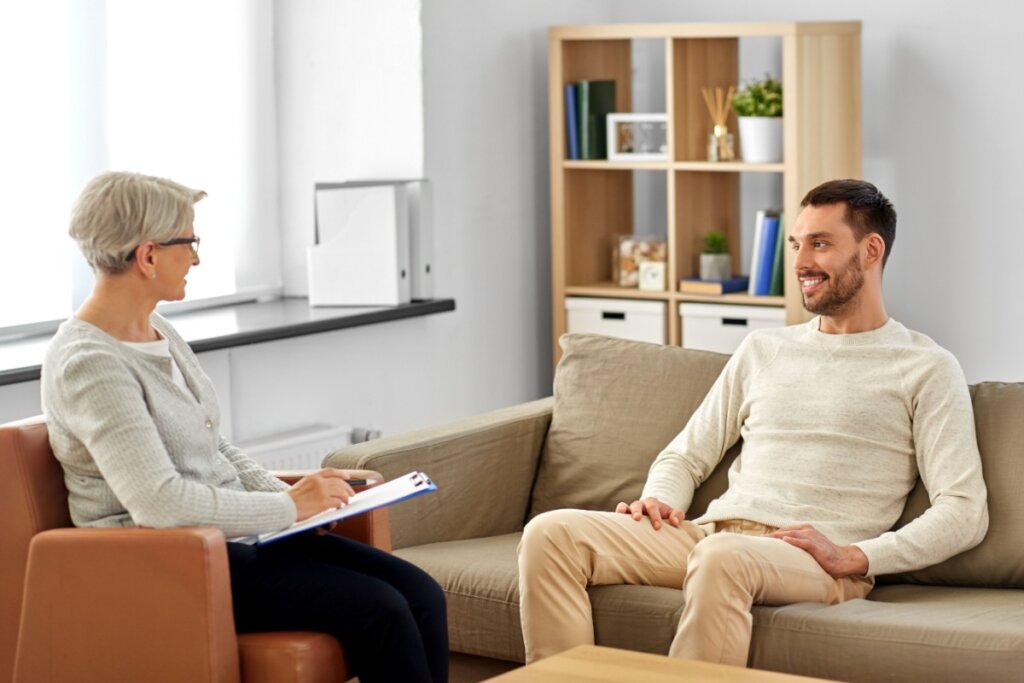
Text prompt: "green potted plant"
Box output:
[[732, 74, 783, 163], [700, 230, 732, 281]]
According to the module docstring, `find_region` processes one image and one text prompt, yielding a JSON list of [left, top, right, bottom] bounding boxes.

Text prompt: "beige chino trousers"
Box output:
[[517, 509, 873, 666]]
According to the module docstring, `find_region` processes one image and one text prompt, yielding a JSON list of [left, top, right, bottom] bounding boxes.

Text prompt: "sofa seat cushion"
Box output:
[[578, 584, 1024, 683], [750, 584, 1024, 683], [396, 533, 526, 662], [397, 535, 692, 664], [399, 529, 1024, 682]]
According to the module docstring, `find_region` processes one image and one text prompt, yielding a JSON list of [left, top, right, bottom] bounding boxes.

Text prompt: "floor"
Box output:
[[449, 652, 520, 683]]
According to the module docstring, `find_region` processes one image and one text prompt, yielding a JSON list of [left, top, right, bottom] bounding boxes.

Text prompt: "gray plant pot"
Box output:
[[700, 253, 732, 281]]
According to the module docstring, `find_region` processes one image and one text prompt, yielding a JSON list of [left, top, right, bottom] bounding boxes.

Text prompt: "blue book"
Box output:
[[754, 216, 779, 295], [679, 275, 750, 295], [564, 83, 579, 160], [768, 213, 786, 296]]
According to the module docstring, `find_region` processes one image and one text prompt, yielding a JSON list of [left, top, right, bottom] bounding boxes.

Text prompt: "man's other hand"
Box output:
[[614, 497, 685, 530], [769, 524, 869, 578]]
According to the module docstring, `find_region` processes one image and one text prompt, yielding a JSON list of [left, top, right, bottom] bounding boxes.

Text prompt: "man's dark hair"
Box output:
[[800, 179, 897, 267]]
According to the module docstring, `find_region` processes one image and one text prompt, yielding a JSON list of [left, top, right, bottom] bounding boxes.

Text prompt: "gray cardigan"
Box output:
[[41, 314, 297, 537]]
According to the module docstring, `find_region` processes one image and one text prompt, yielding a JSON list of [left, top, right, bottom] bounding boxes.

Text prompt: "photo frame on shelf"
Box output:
[[606, 113, 669, 162]]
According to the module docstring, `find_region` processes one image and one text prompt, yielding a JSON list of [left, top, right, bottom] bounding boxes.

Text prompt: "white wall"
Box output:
[[223, 0, 601, 441], [5, 0, 1022, 429], [1, 0, 550, 436], [274, 0, 425, 293], [420, 0, 620, 402], [598, 0, 1024, 382], [0, 381, 41, 424], [419, 0, 1024, 383]]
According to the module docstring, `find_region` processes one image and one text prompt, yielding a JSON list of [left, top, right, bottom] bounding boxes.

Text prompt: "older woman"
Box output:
[[41, 171, 447, 683]]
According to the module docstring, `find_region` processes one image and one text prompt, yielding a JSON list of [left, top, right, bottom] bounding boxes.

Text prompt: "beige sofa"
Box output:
[[324, 333, 1024, 682]]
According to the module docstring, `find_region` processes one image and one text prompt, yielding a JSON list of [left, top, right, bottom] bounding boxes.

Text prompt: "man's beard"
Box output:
[[801, 251, 865, 316]]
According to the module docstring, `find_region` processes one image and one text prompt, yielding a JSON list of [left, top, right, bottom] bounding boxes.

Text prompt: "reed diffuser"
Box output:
[[701, 86, 735, 161]]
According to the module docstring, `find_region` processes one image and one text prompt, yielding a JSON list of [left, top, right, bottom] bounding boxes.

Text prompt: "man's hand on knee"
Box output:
[[768, 524, 869, 578], [613, 497, 685, 530]]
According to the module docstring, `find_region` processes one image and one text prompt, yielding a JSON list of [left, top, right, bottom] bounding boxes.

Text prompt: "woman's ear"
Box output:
[[133, 242, 159, 278]]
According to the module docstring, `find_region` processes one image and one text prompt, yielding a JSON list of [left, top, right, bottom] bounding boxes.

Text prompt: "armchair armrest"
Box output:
[[323, 397, 553, 550], [271, 470, 392, 553], [15, 527, 241, 683], [271, 468, 382, 487]]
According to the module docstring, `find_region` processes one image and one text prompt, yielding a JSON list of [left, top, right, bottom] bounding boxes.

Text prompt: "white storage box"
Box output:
[[309, 180, 433, 306], [680, 303, 785, 354], [566, 297, 666, 345]]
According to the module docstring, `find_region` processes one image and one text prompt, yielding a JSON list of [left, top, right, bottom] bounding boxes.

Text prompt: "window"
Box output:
[[0, 0, 281, 331]]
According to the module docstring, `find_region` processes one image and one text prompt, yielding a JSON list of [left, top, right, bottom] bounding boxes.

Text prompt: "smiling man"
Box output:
[[792, 181, 892, 333], [517, 179, 989, 667]]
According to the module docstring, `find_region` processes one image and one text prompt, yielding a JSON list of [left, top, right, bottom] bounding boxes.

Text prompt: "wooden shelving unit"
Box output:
[[548, 21, 862, 362]]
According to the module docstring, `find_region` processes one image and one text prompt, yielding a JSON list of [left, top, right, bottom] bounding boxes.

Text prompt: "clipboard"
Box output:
[[257, 471, 436, 545]]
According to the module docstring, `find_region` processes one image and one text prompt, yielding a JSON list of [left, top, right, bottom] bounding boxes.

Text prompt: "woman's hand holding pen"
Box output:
[[288, 468, 356, 521]]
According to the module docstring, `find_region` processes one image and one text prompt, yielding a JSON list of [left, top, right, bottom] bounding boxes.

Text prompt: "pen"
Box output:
[[347, 478, 377, 487]]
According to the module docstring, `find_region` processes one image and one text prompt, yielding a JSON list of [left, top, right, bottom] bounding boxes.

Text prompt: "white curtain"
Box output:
[[0, 0, 281, 330]]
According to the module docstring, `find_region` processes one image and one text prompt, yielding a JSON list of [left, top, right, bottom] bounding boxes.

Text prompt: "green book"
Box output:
[[576, 80, 616, 159], [768, 213, 786, 296]]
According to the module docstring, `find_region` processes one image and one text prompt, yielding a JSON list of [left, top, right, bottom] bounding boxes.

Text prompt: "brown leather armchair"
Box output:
[[0, 416, 390, 683]]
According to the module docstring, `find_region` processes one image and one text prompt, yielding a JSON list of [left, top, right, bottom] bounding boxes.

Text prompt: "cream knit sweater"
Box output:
[[41, 315, 297, 538], [641, 318, 988, 576]]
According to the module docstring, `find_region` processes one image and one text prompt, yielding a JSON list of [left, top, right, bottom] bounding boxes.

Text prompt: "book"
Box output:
[[754, 216, 780, 295], [768, 213, 786, 296], [747, 210, 767, 295], [564, 83, 579, 160], [256, 471, 437, 545], [577, 80, 616, 159], [747, 209, 780, 295], [679, 275, 750, 295]]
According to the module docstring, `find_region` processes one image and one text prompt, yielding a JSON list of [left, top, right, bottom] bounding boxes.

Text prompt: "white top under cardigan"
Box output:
[[41, 314, 297, 537], [641, 317, 989, 577]]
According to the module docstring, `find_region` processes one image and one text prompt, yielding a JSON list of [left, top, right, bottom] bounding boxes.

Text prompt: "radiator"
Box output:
[[238, 424, 354, 471]]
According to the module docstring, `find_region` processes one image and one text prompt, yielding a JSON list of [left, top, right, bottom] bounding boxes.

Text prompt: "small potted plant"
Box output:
[[700, 231, 732, 281], [732, 74, 783, 163]]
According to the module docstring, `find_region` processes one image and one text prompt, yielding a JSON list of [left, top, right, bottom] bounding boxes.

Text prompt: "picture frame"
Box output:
[[606, 113, 669, 162], [638, 260, 667, 292]]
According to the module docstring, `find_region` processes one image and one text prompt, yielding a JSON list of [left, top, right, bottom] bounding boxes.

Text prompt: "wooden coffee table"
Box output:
[[485, 645, 839, 682]]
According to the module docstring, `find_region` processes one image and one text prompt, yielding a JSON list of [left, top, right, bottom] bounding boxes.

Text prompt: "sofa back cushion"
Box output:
[[883, 381, 1024, 587], [529, 334, 731, 517]]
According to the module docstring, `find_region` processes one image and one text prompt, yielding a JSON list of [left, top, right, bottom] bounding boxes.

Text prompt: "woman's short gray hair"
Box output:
[[70, 171, 207, 275]]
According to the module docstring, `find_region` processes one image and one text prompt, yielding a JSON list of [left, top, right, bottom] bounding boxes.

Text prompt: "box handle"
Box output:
[[601, 311, 626, 320], [722, 318, 748, 327]]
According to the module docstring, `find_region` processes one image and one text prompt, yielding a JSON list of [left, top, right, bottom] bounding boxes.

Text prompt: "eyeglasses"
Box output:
[[126, 236, 201, 261]]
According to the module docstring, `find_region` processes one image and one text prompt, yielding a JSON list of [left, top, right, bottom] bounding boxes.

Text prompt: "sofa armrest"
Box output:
[[323, 397, 553, 550], [272, 470, 392, 553], [15, 527, 241, 683]]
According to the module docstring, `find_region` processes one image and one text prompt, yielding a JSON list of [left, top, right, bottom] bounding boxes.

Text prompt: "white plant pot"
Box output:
[[738, 117, 783, 163]]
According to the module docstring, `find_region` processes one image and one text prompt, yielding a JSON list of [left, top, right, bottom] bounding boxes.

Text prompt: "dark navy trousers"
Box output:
[[227, 532, 448, 683]]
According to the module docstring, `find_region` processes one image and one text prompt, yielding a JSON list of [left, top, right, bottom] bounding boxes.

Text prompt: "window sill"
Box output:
[[0, 296, 456, 386]]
